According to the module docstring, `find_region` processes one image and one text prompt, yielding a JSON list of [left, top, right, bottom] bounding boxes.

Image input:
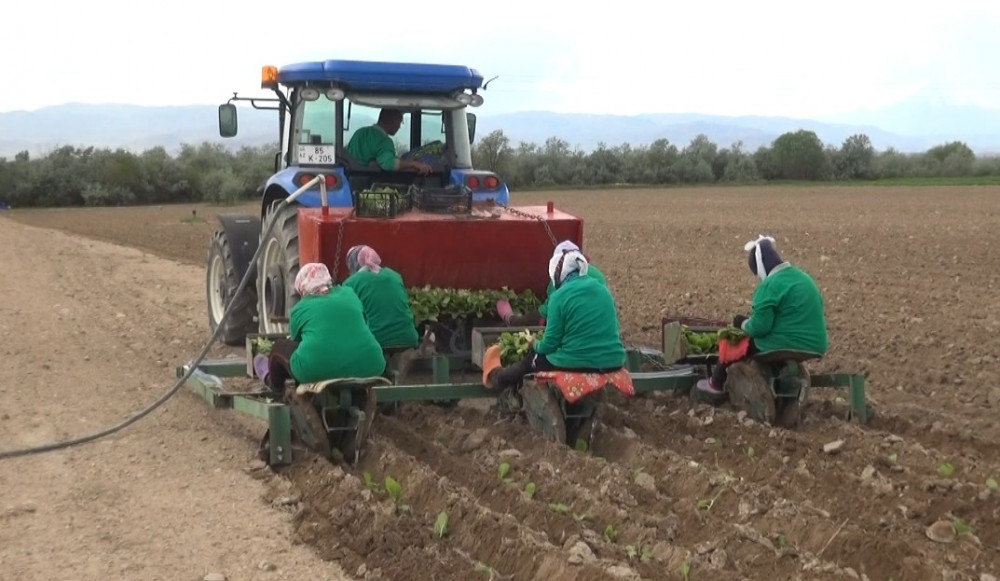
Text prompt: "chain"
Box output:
[[500, 204, 559, 248], [330, 212, 348, 282]]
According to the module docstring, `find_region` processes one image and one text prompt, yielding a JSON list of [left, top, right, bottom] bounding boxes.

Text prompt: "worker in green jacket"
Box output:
[[263, 263, 386, 392], [489, 248, 626, 388], [696, 236, 829, 395], [346, 108, 433, 175], [342, 244, 420, 350], [496, 240, 609, 325]]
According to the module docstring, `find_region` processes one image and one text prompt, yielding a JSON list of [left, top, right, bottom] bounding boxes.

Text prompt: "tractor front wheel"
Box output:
[[206, 229, 258, 346], [258, 204, 300, 335]]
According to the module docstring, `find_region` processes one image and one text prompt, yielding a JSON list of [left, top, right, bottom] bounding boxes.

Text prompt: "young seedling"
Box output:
[[548, 502, 571, 514], [498, 462, 512, 482], [603, 524, 619, 543], [362, 471, 380, 492], [573, 511, 591, 523], [574, 438, 589, 453], [384, 476, 410, 514], [523, 482, 537, 500], [888, 452, 898, 463], [986, 477, 998, 490], [640, 546, 653, 563], [747, 446, 756, 459], [696, 485, 728, 511], [954, 517, 973, 535], [625, 545, 638, 559], [937, 462, 956, 477], [434, 511, 450, 539], [681, 562, 692, 581]]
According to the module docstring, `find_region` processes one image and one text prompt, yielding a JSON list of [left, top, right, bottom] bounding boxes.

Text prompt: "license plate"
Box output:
[[297, 144, 336, 165]]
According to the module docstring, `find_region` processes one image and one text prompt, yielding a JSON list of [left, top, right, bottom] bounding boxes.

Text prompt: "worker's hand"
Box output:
[[732, 314, 748, 329], [405, 160, 432, 175]]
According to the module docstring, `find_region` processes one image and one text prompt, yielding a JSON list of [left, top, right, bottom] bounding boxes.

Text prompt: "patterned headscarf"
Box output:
[[294, 262, 333, 296], [549, 249, 589, 289], [346, 245, 382, 274]]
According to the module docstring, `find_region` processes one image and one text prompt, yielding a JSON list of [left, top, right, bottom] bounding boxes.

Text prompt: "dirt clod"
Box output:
[[823, 440, 845, 454], [926, 520, 957, 543]]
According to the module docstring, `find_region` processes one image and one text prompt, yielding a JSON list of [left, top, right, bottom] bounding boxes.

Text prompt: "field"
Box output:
[[3, 185, 1000, 581]]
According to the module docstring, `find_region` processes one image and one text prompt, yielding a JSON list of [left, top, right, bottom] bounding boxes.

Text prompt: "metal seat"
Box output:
[[296, 376, 393, 395]]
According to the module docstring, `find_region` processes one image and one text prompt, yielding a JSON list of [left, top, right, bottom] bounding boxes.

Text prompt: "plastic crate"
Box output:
[[470, 325, 544, 369], [661, 316, 727, 364], [410, 184, 473, 214], [353, 183, 412, 218]]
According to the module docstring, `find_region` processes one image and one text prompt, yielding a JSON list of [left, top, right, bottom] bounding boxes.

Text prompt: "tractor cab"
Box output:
[[217, 60, 508, 213]]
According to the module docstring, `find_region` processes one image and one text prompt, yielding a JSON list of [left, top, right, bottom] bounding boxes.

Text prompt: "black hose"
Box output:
[[0, 199, 293, 460]]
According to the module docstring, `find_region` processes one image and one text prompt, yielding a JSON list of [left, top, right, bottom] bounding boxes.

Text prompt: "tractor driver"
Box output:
[[695, 235, 829, 396], [346, 108, 434, 175]]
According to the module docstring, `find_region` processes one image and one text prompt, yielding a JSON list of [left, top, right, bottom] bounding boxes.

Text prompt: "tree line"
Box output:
[[473, 130, 999, 188], [1, 130, 997, 208]]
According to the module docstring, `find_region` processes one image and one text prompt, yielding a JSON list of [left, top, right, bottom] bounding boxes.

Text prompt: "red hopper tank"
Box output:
[[297, 204, 584, 296]]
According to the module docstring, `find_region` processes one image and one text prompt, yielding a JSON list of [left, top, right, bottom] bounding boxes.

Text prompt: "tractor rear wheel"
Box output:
[[258, 203, 300, 335], [206, 229, 258, 346]]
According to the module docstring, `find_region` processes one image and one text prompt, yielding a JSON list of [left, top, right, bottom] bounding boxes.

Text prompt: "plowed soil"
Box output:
[[5, 185, 1000, 581]]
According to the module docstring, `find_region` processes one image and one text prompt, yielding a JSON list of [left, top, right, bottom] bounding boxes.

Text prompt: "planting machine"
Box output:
[[187, 58, 872, 467]]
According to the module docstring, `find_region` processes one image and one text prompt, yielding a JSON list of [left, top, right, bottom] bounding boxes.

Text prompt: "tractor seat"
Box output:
[[751, 350, 823, 364], [296, 376, 393, 395]]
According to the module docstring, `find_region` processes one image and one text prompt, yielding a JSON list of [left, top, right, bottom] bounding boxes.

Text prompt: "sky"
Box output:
[[4, 0, 1000, 119]]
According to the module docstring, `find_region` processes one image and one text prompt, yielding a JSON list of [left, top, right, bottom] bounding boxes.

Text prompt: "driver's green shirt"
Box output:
[[346, 125, 399, 171]]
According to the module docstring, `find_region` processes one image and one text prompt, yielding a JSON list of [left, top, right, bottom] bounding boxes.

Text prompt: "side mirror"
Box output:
[[467, 112, 477, 144], [219, 104, 238, 138]]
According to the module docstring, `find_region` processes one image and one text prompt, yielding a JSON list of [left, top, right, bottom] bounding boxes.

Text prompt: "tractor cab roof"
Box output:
[[276, 59, 484, 94]]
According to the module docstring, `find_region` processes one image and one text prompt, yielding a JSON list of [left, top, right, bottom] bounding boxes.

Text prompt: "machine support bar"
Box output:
[[267, 405, 292, 466], [373, 383, 496, 402], [810, 373, 869, 424]]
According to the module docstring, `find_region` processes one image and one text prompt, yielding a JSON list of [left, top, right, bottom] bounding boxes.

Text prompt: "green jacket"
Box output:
[[343, 266, 420, 349], [346, 125, 398, 171], [743, 263, 829, 355], [289, 287, 387, 382], [539, 264, 607, 319], [534, 273, 626, 370]]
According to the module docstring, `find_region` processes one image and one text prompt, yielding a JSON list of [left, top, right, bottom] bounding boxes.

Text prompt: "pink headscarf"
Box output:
[[294, 262, 333, 296], [346, 245, 382, 274]]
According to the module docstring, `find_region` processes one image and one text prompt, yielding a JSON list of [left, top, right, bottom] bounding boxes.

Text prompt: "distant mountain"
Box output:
[[0, 103, 278, 158], [821, 94, 1000, 154], [2, 99, 999, 159]]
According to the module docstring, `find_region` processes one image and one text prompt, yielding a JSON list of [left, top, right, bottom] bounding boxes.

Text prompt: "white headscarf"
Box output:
[[744, 235, 776, 281], [553, 240, 580, 258], [549, 249, 589, 288]]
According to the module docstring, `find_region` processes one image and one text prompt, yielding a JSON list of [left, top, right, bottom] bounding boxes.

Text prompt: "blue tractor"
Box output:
[[206, 59, 542, 347]]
